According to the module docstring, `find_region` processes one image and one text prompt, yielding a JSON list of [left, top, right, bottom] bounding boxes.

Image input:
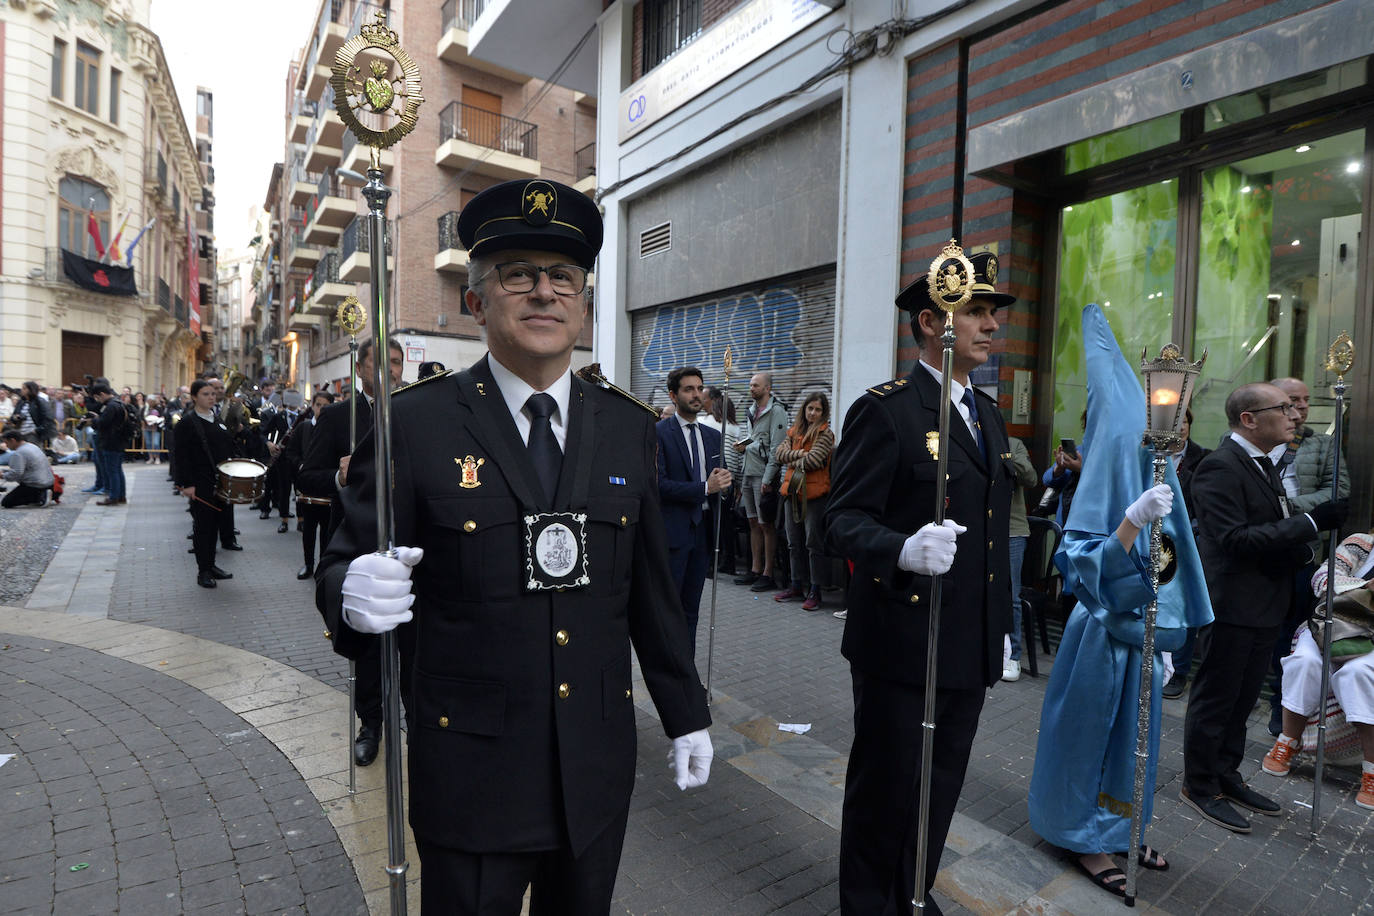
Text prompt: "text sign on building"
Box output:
[[618, 0, 830, 142]]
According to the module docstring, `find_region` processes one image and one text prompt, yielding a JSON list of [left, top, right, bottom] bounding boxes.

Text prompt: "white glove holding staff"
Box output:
[[341, 546, 424, 633], [669, 728, 714, 790], [1125, 484, 1174, 528], [898, 519, 967, 576]]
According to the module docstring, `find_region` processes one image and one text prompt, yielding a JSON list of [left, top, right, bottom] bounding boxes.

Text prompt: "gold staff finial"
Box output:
[[329, 10, 424, 152], [927, 239, 975, 314], [336, 296, 368, 336], [1326, 330, 1354, 379], [722, 344, 733, 380]]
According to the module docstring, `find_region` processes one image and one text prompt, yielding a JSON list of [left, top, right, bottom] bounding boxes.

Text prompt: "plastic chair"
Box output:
[[1019, 516, 1064, 675]]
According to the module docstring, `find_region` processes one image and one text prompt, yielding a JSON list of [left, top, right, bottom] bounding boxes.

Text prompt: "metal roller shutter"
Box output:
[[629, 267, 837, 421]]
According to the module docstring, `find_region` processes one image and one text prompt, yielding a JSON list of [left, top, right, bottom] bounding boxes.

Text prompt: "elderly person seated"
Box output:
[[1262, 528, 1374, 810], [1, 429, 55, 507]]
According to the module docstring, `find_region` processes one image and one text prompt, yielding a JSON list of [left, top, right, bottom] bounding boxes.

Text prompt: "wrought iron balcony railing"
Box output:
[[438, 101, 538, 160]]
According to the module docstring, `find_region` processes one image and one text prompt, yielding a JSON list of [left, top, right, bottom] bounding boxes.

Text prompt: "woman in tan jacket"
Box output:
[[774, 391, 835, 611]]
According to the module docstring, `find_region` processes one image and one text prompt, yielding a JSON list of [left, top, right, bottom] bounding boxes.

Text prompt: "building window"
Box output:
[[51, 39, 66, 99], [642, 0, 702, 73], [109, 68, 121, 124], [74, 41, 99, 114], [58, 176, 111, 259]]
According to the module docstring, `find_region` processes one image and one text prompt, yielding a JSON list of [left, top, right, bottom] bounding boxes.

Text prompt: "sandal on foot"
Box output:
[[1113, 844, 1169, 871], [1075, 859, 1126, 897]]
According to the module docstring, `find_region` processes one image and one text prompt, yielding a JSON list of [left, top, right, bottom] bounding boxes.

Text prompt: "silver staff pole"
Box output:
[[330, 13, 424, 913], [1126, 344, 1204, 907], [912, 242, 974, 912], [705, 345, 733, 704], [338, 297, 367, 798], [1312, 331, 1353, 837]]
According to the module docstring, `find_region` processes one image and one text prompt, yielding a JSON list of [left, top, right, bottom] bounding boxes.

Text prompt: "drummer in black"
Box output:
[[173, 379, 237, 588]]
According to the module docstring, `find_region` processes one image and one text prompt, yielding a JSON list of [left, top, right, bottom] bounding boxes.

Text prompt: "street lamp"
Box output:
[[1125, 341, 1205, 907]]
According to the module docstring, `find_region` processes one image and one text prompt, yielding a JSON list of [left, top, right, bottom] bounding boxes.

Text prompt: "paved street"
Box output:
[[3, 461, 1373, 914]]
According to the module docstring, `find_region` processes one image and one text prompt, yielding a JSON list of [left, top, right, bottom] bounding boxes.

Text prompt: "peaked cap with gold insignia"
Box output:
[[895, 250, 1015, 314], [457, 178, 603, 269]]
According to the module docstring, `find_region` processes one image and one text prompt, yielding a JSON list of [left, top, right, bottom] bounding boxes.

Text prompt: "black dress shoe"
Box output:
[[1220, 780, 1281, 816], [197, 572, 217, 588], [354, 726, 381, 766], [1179, 787, 1250, 833], [187, 547, 196, 554], [733, 571, 760, 586], [221, 542, 244, 551], [296, 565, 314, 580], [749, 576, 778, 592], [258, 509, 272, 520], [209, 566, 233, 580], [277, 521, 289, 534], [1162, 671, 1188, 699]]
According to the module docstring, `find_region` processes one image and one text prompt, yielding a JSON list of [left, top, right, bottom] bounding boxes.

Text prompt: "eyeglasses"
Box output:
[[1247, 403, 1297, 417], [474, 261, 588, 295]]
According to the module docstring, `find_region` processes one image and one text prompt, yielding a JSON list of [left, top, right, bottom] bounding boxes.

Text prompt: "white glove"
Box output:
[[1125, 484, 1174, 529], [1160, 651, 1175, 686], [897, 519, 967, 576], [668, 728, 713, 790], [340, 546, 424, 634]]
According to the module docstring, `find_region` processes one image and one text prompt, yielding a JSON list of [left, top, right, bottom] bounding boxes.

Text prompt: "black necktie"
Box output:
[[526, 393, 562, 504], [686, 423, 702, 483], [961, 389, 987, 461], [1256, 456, 1283, 495]]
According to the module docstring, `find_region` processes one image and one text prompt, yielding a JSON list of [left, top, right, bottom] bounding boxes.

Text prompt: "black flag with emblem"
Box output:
[[61, 249, 139, 296]]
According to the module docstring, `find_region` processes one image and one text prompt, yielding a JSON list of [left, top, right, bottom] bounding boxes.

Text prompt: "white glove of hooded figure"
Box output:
[[1125, 484, 1174, 529], [897, 519, 967, 576], [668, 728, 714, 790], [341, 546, 424, 633]]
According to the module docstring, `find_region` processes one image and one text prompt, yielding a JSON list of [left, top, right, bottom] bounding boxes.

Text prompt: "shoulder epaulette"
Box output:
[[575, 364, 659, 416], [866, 377, 914, 398], [394, 369, 454, 396]]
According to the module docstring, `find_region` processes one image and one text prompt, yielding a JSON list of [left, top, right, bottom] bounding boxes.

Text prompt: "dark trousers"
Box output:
[[1269, 563, 1318, 713], [415, 802, 629, 915], [190, 497, 222, 573], [217, 500, 236, 547], [355, 635, 383, 729], [2, 484, 47, 508], [97, 448, 126, 500], [1183, 621, 1281, 797], [299, 502, 331, 568], [274, 466, 293, 517], [667, 512, 711, 657], [839, 671, 985, 916]]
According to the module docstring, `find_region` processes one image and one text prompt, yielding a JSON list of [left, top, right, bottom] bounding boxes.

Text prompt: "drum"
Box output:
[[215, 459, 267, 504]]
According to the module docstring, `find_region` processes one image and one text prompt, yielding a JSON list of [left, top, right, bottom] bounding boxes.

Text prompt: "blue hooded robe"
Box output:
[[1027, 303, 1213, 854]]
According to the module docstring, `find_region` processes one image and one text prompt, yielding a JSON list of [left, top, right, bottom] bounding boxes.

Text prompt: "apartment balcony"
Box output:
[[339, 215, 394, 282], [437, 0, 528, 82], [304, 129, 342, 173], [434, 211, 468, 274], [304, 250, 349, 315], [290, 113, 312, 146], [288, 224, 320, 269], [435, 102, 539, 180], [290, 167, 320, 208], [288, 305, 323, 332], [299, 0, 347, 97], [573, 141, 596, 194], [341, 130, 395, 175], [316, 87, 346, 149], [303, 170, 355, 245]]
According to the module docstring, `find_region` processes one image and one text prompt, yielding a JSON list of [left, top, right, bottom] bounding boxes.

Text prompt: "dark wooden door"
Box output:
[[61, 331, 105, 388]]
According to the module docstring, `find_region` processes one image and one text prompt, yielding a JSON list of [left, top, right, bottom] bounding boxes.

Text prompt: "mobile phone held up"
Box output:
[[1060, 438, 1077, 456]]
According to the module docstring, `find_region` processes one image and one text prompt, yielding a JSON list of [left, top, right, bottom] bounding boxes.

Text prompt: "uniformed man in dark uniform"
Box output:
[[317, 178, 713, 915], [300, 337, 404, 767], [283, 389, 334, 580], [826, 248, 1014, 915], [173, 379, 237, 589]]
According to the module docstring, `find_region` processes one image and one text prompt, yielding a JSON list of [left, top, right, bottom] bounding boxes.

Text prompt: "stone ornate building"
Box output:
[[0, 0, 214, 394]]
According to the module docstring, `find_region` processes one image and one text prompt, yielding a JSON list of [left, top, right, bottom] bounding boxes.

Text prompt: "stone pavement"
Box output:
[[2, 461, 1373, 914]]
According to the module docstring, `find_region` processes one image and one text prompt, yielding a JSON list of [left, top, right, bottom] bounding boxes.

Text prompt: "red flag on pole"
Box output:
[[87, 211, 106, 259]]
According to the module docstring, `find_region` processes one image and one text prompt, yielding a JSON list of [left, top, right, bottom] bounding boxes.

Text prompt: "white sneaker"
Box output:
[[833, 609, 848, 620], [1001, 659, 1021, 682]]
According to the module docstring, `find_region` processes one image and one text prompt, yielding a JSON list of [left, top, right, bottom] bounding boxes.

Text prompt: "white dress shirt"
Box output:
[[488, 355, 571, 451], [918, 358, 980, 440]]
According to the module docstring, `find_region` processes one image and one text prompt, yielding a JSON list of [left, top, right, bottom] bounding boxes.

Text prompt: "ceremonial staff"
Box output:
[[912, 241, 976, 912], [1312, 331, 1354, 837], [705, 345, 733, 704], [337, 296, 367, 797], [330, 15, 423, 914], [1125, 344, 1205, 907]]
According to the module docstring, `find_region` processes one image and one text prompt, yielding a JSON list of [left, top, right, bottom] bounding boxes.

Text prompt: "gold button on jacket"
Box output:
[[557, 683, 571, 699]]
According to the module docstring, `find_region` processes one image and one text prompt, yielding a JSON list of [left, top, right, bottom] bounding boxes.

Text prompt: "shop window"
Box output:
[[75, 41, 99, 115], [1188, 128, 1366, 448], [1052, 182, 1178, 439], [1204, 60, 1366, 133], [1064, 114, 1179, 174]]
